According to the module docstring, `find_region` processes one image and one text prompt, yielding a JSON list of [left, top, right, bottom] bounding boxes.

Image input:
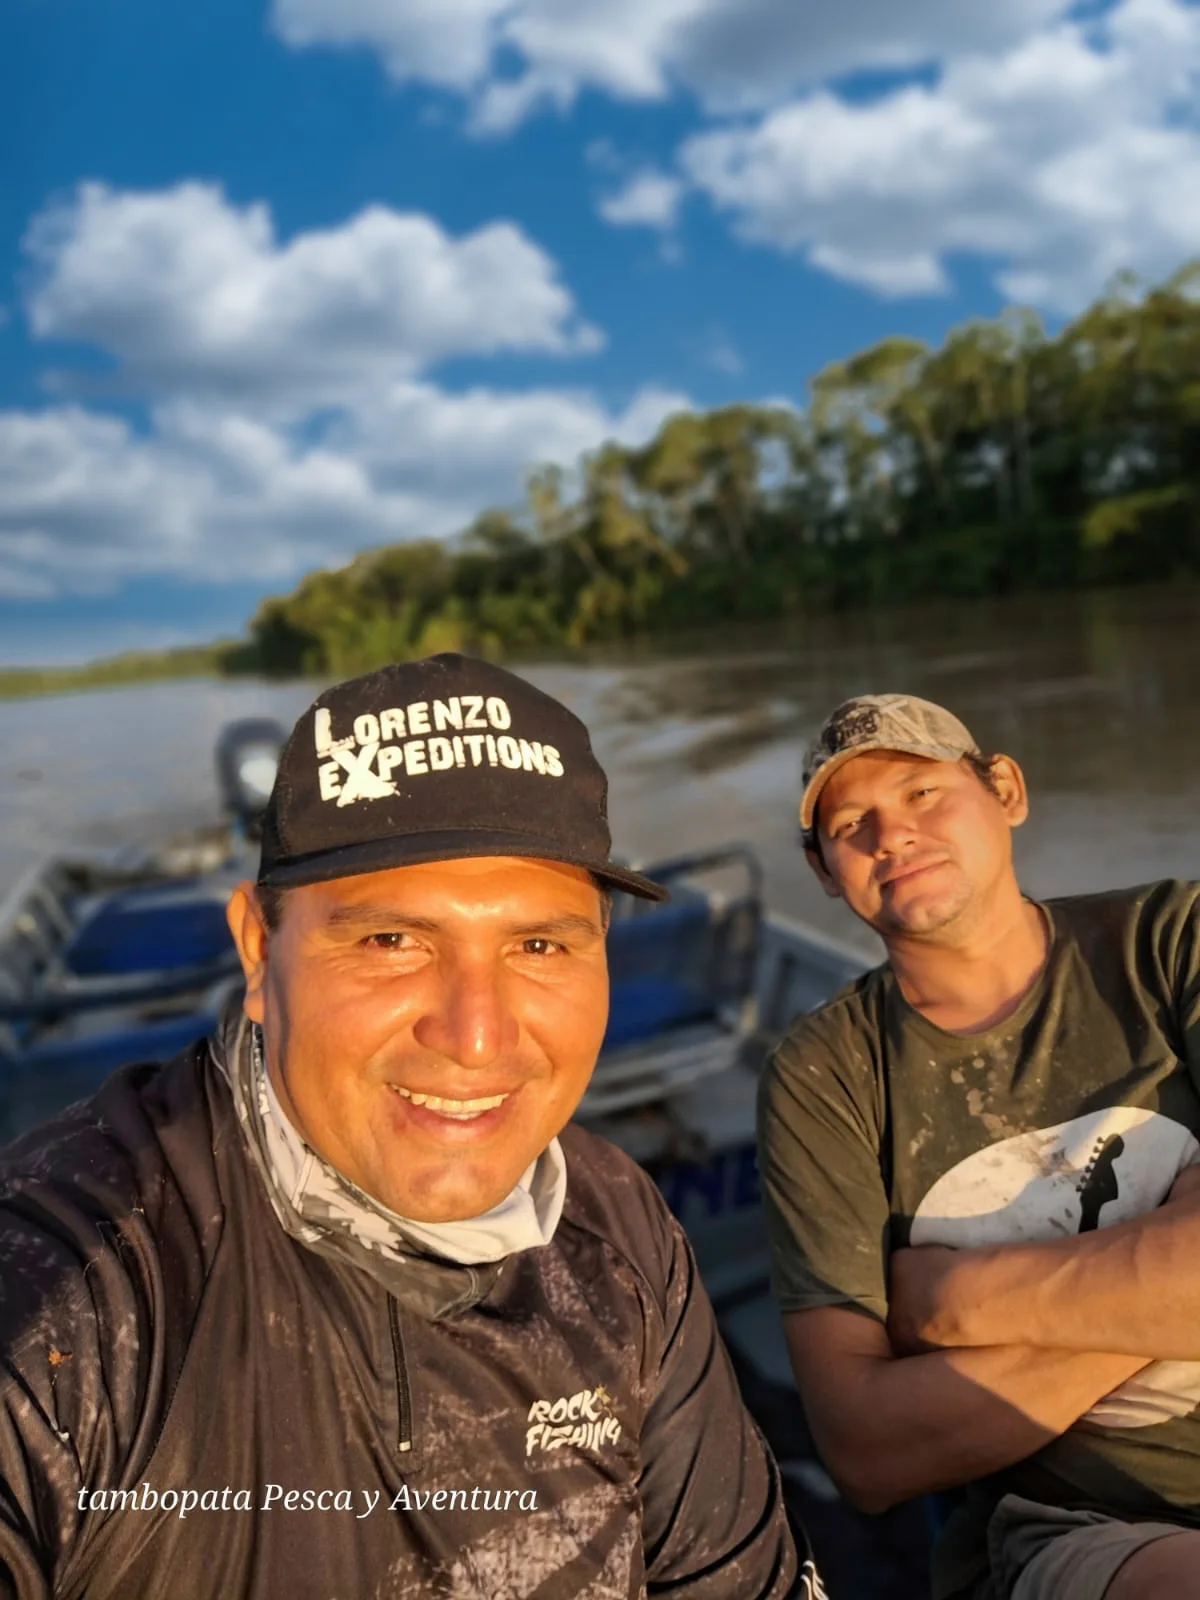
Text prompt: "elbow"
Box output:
[[842, 1480, 902, 1517], [820, 1443, 907, 1516], [833, 1469, 901, 1517]]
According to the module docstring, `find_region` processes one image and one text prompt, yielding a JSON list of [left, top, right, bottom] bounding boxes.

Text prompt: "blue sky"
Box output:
[[3, 0, 1200, 664]]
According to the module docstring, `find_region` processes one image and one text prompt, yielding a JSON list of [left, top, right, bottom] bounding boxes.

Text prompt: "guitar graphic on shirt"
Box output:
[[909, 1109, 1200, 1429], [1077, 1133, 1126, 1233]]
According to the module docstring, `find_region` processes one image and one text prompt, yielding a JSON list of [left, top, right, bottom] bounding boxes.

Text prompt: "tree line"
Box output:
[[11, 263, 1198, 695], [240, 262, 1199, 676], [0, 646, 232, 701]]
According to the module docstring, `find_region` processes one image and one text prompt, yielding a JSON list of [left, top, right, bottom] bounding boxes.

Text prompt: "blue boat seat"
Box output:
[[1, 1011, 217, 1142], [603, 900, 717, 1052], [603, 977, 715, 1051], [64, 884, 234, 977]]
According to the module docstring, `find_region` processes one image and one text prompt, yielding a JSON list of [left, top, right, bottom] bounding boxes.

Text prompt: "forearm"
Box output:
[[800, 1339, 1146, 1513], [930, 1201, 1200, 1359]]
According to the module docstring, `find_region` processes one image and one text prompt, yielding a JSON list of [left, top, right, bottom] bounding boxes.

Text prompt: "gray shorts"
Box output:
[[988, 1494, 1190, 1600]]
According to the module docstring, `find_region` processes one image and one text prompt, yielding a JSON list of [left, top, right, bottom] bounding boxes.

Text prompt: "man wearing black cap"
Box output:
[[0, 656, 805, 1599], [758, 694, 1200, 1600]]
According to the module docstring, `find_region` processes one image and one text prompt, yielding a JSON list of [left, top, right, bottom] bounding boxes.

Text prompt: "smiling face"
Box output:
[[808, 749, 1029, 942], [227, 855, 610, 1222]]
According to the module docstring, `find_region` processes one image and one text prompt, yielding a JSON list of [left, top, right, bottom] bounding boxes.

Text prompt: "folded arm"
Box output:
[[785, 1306, 1148, 1514], [890, 1166, 1200, 1362]]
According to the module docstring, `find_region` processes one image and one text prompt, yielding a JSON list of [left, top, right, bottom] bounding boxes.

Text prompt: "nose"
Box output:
[[870, 805, 918, 858], [411, 953, 519, 1070]]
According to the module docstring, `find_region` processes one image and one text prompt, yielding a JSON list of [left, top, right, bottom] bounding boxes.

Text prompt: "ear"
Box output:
[[226, 881, 268, 1024], [987, 756, 1030, 830], [804, 845, 843, 900]]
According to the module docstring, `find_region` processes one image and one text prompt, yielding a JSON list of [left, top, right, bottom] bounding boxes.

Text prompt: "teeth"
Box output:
[[392, 1086, 509, 1118]]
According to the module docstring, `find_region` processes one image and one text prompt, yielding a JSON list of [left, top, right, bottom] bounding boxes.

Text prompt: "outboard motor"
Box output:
[[215, 718, 288, 839]]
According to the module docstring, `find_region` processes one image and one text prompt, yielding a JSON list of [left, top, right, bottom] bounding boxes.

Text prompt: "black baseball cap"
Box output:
[[257, 653, 668, 902]]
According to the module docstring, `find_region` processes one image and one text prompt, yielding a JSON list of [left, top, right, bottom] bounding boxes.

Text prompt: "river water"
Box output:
[[2, 584, 1198, 957]]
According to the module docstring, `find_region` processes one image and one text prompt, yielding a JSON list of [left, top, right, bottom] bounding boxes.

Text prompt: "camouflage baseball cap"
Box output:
[[799, 693, 980, 835]]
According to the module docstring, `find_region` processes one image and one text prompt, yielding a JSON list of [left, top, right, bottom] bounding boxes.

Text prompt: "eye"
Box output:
[[362, 932, 417, 951], [521, 937, 564, 957]]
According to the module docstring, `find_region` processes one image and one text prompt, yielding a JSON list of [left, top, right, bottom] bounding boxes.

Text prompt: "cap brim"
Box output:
[[799, 740, 975, 832], [258, 828, 669, 902]]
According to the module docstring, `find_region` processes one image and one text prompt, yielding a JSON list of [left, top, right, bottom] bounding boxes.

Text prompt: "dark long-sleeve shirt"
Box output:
[[0, 1034, 802, 1598]]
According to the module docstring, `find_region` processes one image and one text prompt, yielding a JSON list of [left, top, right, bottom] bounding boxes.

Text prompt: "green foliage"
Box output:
[[234, 260, 1200, 671], [12, 262, 1200, 694], [0, 644, 238, 700], [1082, 485, 1190, 548]]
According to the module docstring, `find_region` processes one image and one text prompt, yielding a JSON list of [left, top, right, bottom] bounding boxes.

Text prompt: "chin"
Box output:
[[885, 890, 969, 936], [403, 1195, 500, 1225], [393, 1172, 515, 1225]]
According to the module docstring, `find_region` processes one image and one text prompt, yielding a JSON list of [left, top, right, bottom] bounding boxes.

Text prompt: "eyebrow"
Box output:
[[322, 907, 604, 939], [324, 907, 441, 932], [823, 763, 937, 822], [510, 914, 605, 940]]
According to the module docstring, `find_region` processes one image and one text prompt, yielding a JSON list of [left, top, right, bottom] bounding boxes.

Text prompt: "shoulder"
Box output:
[[758, 968, 893, 1163], [1048, 879, 1200, 929], [766, 964, 891, 1088], [1047, 879, 1200, 962], [0, 1044, 233, 1513], [0, 1044, 227, 1346], [556, 1123, 683, 1304], [1, 1040, 222, 1205]]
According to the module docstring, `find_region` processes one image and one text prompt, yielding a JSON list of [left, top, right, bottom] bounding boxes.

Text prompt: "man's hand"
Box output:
[[887, 1245, 965, 1355], [1168, 1162, 1200, 1207]]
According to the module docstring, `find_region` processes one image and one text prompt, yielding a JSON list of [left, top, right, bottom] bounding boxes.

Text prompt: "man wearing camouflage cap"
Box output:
[[758, 693, 1200, 1599], [0, 654, 807, 1598]]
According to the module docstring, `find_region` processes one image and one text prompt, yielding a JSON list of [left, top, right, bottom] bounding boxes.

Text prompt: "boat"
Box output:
[[0, 720, 932, 1596], [0, 720, 282, 1141]]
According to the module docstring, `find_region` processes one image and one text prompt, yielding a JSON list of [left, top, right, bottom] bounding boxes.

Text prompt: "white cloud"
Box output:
[[272, 0, 505, 90], [680, 0, 1200, 309], [0, 405, 386, 595], [270, 0, 1071, 126], [25, 182, 601, 410], [332, 379, 688, 487], [598, 169, 684, 230], [497, 0, 1071, 121], [687, 325, 744, 376], [267, 0, 1200, 315], [3, 179, 694, 604], [0, 385, 691, 600]]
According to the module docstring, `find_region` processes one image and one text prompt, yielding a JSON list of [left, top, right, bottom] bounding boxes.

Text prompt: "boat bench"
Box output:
[[587, 846, 763, 1117], [64, 881, 235, 977], [0, 1006, 222, 1145]]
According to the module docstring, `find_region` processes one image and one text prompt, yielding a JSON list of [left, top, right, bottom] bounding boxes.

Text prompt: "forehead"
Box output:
[[820, 750, 961, 813], [294, 854, 600, 917]]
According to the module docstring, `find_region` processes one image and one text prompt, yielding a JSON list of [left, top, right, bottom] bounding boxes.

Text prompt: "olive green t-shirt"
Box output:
[[758, 879, 1200, 1539]]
